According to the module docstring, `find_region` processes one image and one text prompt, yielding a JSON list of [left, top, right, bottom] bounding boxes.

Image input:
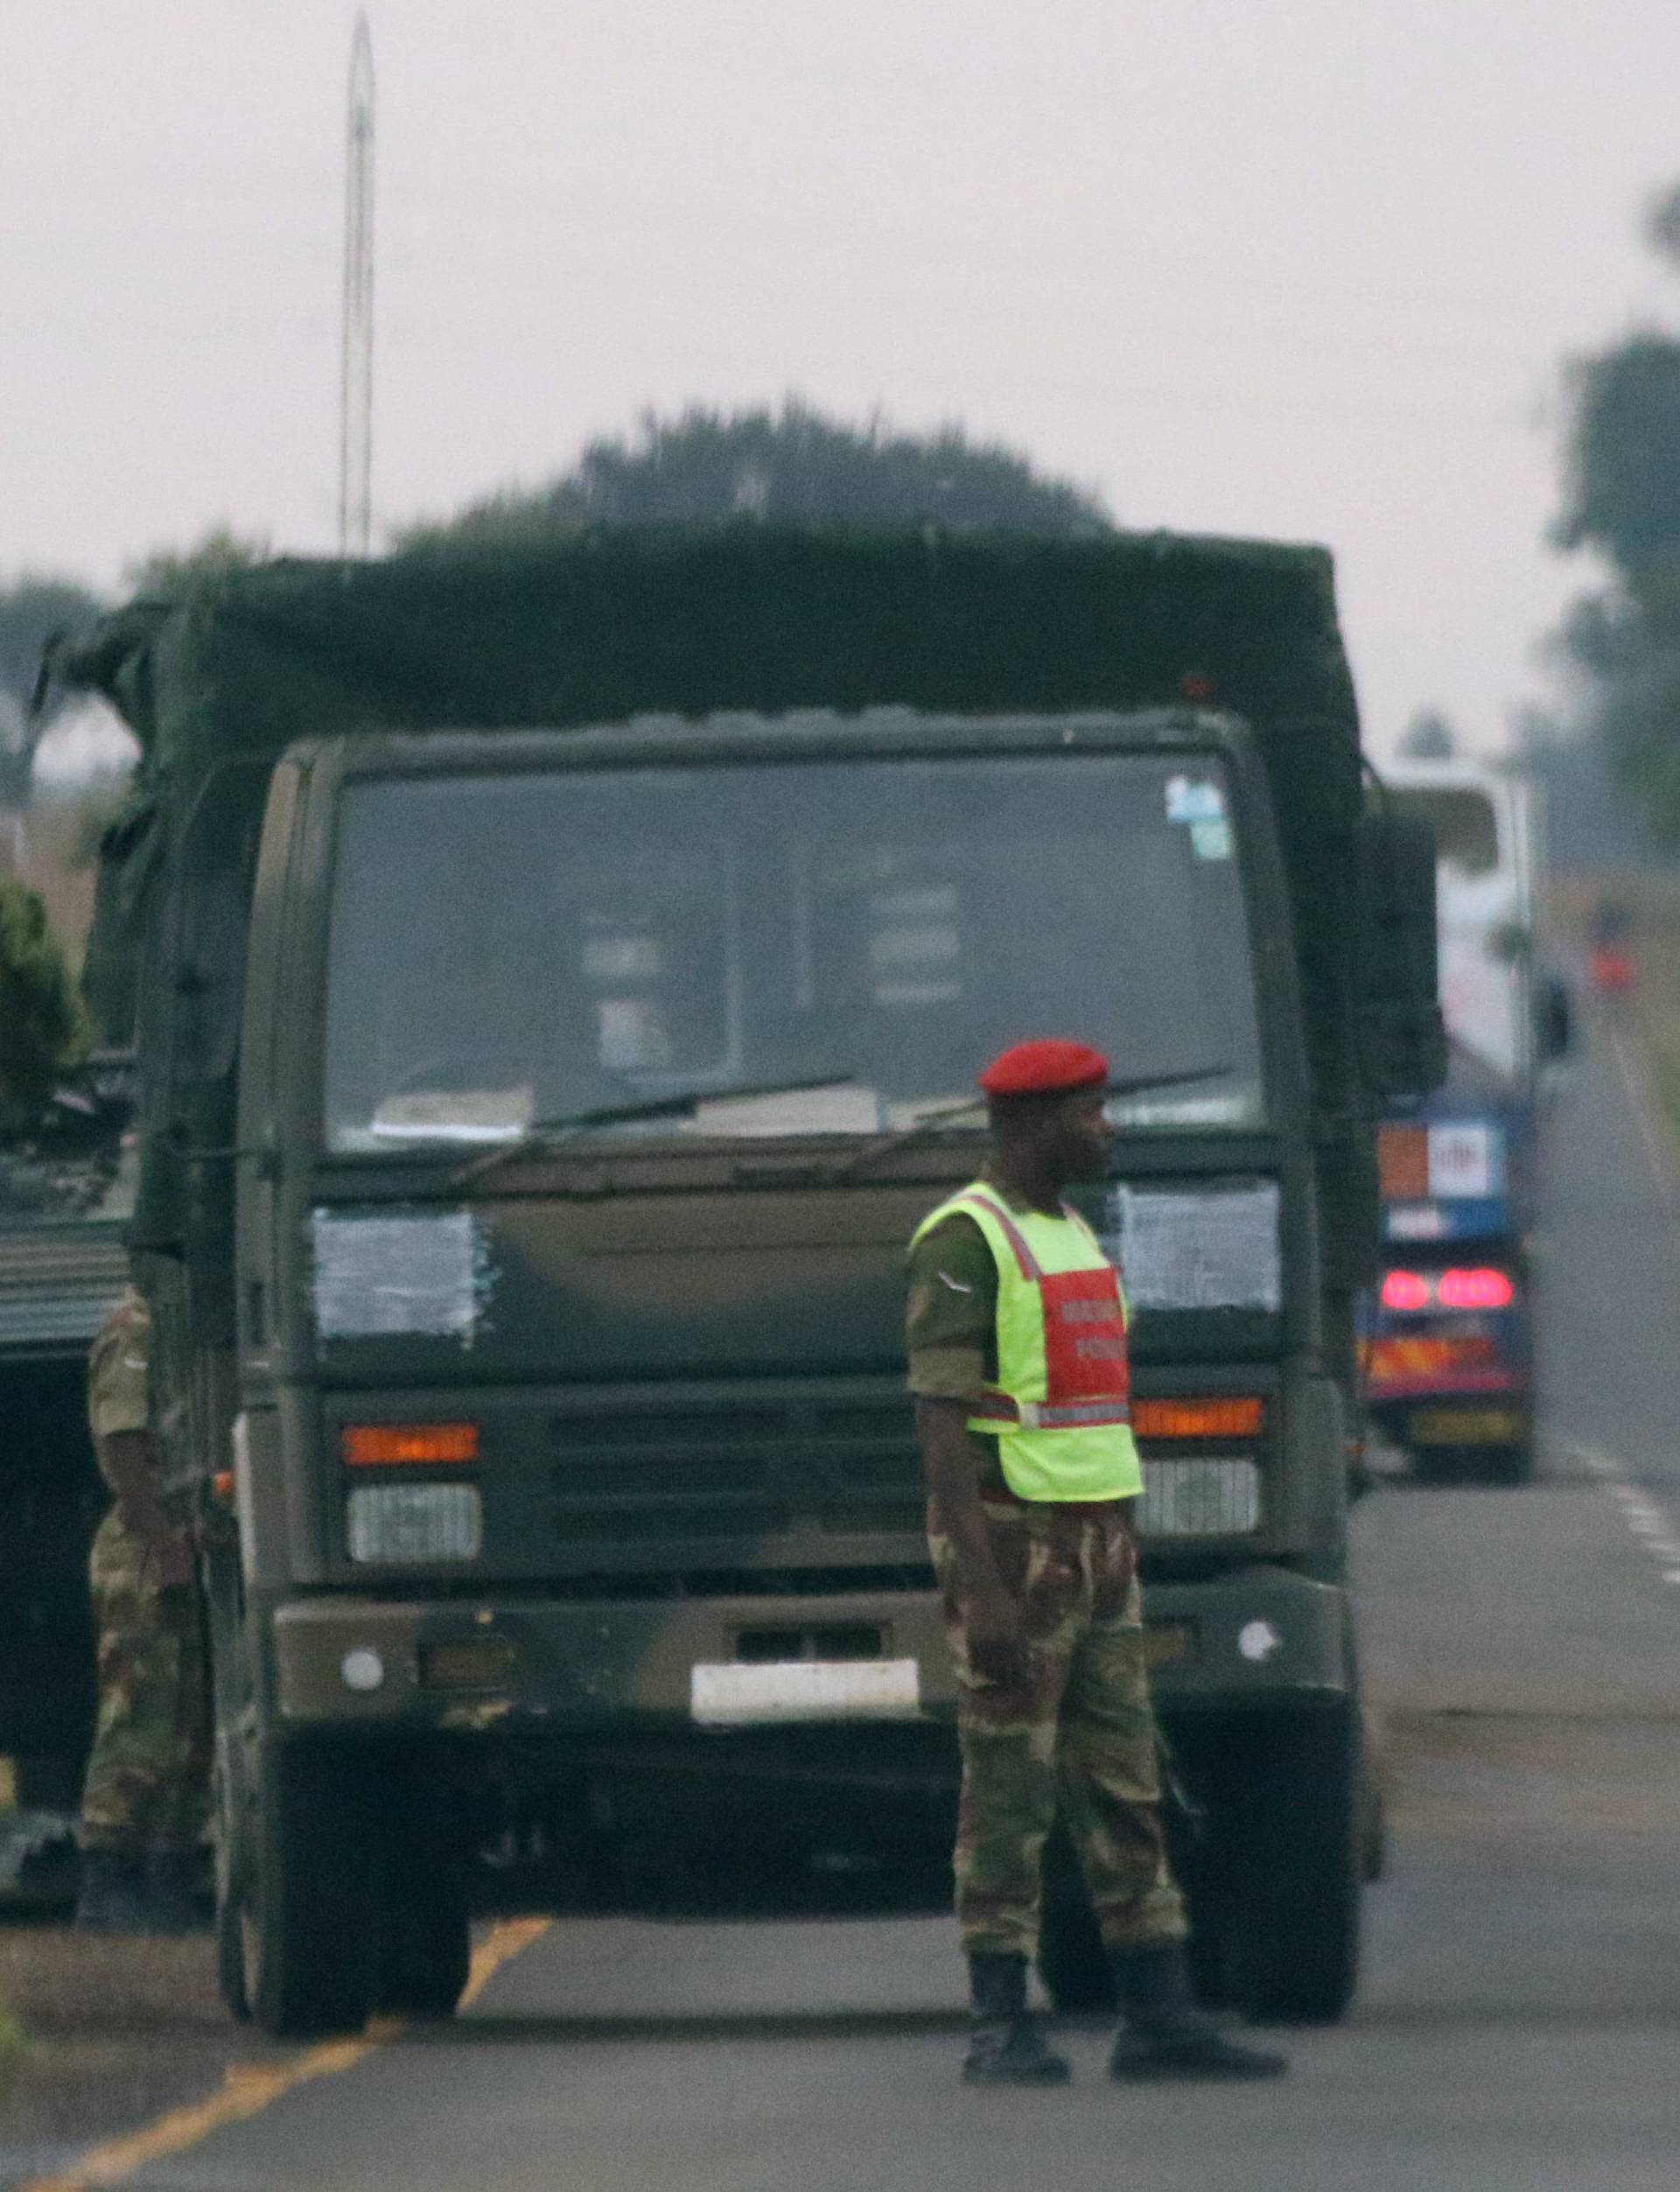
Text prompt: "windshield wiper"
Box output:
[[828, 1063, 1237, 1184], [450, 1075, 856, 1190]]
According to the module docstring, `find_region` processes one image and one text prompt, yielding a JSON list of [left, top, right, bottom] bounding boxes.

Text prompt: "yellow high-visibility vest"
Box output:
[[911, 1180, 1142, 1502]]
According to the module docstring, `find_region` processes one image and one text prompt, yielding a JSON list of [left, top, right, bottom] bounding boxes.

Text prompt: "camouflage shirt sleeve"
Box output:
[[88, 1292, 152, 1444], [905, 1214, 998, 1401]]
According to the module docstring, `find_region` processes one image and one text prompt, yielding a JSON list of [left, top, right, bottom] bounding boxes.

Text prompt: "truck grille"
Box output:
[[545, 1397, 925, 1548]]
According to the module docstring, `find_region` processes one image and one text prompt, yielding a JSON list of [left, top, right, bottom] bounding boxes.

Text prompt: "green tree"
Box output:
[[1398, 708, 1459, 760], [1553, 193, 1680, 841], [125, 525, 270, 597], [397, 401, 1112, 550], [0, 877, 90, 1110]]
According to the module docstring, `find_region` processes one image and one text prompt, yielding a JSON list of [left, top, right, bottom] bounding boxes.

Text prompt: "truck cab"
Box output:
[[61, 530, 1442, 2036]]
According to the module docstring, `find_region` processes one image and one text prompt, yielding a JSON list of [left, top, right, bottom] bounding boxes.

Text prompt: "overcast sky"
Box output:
[[6, 2, 1679, 756]]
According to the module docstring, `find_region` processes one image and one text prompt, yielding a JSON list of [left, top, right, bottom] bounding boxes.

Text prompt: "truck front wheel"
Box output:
[[374, 1791, 472, 2020], [1036, 1827, 1116, 2014], [221, 1733, 377, 2038], [1036, 1820, 1229, 2014], [1228, 1703, 1362, 2024], [12, 1750, 88, 1813]]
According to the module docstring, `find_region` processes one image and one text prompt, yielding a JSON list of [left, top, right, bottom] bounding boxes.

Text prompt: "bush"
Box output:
[[0, 878, 90, 1110]]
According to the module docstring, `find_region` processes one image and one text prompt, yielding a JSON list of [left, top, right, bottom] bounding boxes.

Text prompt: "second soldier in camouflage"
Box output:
[[76, 1282, 212, 1933]]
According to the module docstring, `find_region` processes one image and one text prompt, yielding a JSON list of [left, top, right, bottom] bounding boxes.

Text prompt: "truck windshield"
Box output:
[[322, 752, 1266, 1152]]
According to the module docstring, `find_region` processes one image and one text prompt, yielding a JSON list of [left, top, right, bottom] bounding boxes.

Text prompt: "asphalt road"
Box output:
[[35, 1001, 1680, 2192]]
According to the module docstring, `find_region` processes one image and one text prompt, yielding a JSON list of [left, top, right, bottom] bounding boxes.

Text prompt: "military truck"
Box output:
[[60, 528, 1441, 2036]]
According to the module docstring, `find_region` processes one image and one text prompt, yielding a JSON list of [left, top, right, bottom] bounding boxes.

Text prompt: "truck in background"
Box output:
[[1362, 759, 1561, 1483], [57, 527, 1443, 2036]]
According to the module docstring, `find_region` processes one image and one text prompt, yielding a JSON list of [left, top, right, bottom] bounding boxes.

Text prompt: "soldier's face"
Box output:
[[1045, 1087, 1112, 1184]]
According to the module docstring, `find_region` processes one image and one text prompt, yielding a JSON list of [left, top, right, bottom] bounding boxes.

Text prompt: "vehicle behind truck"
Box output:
[[1363, 760, 1558, 1482], [61, 527, 1442, 2036]]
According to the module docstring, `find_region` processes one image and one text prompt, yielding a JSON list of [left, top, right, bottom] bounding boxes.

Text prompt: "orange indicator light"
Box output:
[[1132, 1397, 1265, 1441], [341, 1422, 480, 1468]]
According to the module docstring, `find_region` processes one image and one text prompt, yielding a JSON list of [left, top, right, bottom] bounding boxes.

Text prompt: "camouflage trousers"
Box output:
[[80, 1509, 212, 1855], [932, 1498, 1187, 1959]]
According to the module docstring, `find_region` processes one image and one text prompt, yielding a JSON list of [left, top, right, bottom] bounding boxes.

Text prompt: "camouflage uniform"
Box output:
[[909, 1194, 1186, 1959], [79, 1290, 211, 1857]]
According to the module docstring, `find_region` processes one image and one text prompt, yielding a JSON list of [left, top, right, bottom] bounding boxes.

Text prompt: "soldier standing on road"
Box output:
[[74, 1280, 212, 1933], [908, 1039, 1285, 2085]]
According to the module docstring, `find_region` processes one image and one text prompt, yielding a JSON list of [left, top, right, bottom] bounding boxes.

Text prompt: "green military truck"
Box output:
[[60, 527, 1441, 2035]]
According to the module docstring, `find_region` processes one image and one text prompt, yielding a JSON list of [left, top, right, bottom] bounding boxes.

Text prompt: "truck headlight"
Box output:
[[346, 1481, 482, 1564], [1140, 1457, 1260, 1537]]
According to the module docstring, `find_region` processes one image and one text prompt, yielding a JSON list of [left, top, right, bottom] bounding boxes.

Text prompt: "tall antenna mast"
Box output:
[[339, 13, 375, 557]]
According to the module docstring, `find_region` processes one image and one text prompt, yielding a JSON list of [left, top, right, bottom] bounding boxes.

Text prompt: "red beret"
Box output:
[[977, 1040, 1110, 1097]]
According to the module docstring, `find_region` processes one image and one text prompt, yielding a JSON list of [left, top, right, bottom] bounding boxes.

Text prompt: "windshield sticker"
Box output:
[[312, 1210, 493, 1342], [1165, 776, 1226, 825], [1189, 817, 1233, 862], [1103, 1182, 1281, 1312]]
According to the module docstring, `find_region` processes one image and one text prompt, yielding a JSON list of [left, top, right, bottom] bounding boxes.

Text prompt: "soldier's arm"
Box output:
[[915, 1402, 1026, 1685], [906, 1218, 1026, 1684]]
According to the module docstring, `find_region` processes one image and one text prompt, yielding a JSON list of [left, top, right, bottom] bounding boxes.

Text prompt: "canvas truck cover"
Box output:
[[63, 526, 1371, 1267]]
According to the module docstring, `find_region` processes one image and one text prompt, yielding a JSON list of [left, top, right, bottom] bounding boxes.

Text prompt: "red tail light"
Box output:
[[1381, 1270, 1432, 1313], [1436, 1267, 1515, 1311]]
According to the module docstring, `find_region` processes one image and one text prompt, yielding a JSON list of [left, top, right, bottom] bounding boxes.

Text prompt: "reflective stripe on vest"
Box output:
[[910, 1181, 1143, 1503]]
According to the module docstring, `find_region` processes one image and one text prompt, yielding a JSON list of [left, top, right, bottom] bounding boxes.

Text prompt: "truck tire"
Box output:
[[1036, 1822, 1230, 2015], [1035, 1824, 1115, 2013], [1483, 1440, 1535, 1487], [1228, 1703, 1361, 2025], [228, 1734, 377, 2039], [1359, 1740, 1388, 1884], [214, 1734, 252, 2023], [12, 1750, 86, 1812], [374, 1803, 472, 2020], [1036, 1884, 1115, 2014]]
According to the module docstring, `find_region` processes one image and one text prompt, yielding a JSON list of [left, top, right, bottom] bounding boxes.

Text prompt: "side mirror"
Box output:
[[127, 1121, 188, 1259], [1357, 809, 1447, 1099]]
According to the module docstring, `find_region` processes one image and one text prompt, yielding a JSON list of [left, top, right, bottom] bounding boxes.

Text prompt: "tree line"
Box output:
[[1552, 182, 1680, 847]]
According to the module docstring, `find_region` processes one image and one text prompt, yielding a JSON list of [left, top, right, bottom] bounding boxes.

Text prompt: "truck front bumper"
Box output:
[[268, 1563, 1351, 1733]]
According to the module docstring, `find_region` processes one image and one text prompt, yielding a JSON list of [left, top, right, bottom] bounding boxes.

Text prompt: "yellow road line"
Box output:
[[461, 1914, 551, 2007], [24, 1915, 552, 2192]]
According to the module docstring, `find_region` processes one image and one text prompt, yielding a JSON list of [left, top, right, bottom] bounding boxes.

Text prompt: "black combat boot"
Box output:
[[146, 1848, 210, 1934], [1109, 1944, 1287, 2080], [74, 1847, 156, 1934], [963, 1951, 1072, 2085]]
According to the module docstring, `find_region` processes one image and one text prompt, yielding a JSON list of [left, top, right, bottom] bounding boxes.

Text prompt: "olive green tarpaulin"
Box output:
[[62, 522, 1379, 1283], [64, 522, 1365, 1073], [69, 524, 1359, 772]]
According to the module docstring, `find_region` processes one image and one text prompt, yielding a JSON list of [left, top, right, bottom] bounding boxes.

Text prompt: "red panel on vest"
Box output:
[[1040, 1267, 1131, 1406]]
